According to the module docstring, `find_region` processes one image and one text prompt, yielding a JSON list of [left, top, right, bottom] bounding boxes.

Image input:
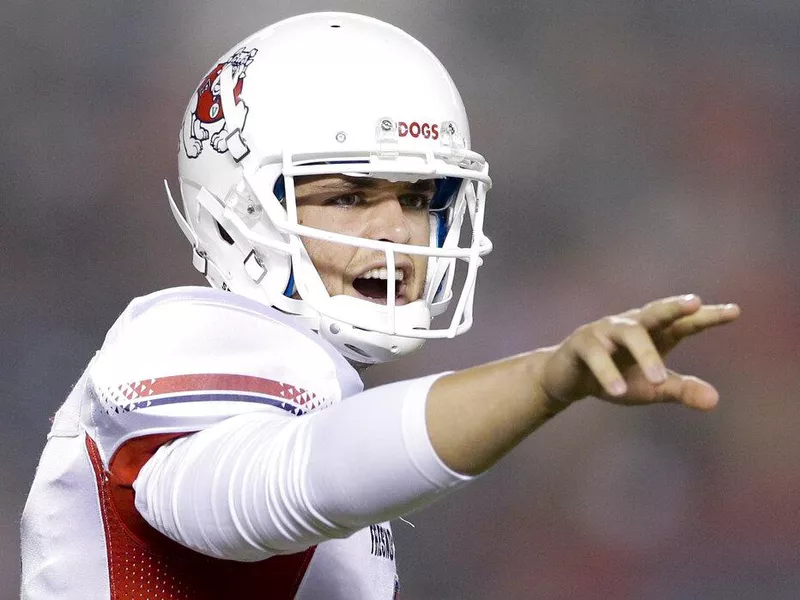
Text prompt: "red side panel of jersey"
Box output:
[[86, 435, 316, 599]]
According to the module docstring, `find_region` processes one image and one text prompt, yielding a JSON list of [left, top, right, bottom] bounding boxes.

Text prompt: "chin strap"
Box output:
[[165, 180, 197, 248], [165, 180, 230, 286]]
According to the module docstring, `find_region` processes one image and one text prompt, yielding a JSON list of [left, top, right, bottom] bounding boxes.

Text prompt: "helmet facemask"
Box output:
[[234, 151, 489, 363]]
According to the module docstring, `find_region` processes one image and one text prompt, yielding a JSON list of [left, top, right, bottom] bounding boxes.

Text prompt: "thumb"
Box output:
[[654, 371, 720, 411]]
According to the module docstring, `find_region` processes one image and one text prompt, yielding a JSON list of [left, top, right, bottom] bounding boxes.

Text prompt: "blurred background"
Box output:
[[3, 0, 799, 598]]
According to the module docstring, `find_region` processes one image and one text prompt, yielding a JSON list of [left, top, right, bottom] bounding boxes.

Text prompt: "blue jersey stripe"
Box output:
[[117, 393, 307, 416]]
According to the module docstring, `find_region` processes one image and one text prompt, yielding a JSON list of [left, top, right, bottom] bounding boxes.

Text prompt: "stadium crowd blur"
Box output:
[[3, 1, 798, 598]]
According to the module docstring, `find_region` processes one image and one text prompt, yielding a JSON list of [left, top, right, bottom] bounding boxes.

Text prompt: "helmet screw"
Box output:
[[329, 324, 341, 335], [335, 131, 347, 143], [445, 122, 457, 135], [380, 118, 394, 131], [246, 204, 256, 215]]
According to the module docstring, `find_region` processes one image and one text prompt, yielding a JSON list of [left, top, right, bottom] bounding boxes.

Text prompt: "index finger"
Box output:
[[656, 302, 741, 353], [623, 294, 703, 331]]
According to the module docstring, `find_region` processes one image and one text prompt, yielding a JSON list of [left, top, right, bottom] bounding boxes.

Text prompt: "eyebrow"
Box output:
[[299, 177, 436, 193]]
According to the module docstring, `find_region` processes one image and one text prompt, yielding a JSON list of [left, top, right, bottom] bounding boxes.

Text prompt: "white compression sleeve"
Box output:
[[133, 374, 472, 562]]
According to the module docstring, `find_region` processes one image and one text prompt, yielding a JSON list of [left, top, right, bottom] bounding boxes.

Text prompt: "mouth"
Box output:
[[351, 265, 410, 306]]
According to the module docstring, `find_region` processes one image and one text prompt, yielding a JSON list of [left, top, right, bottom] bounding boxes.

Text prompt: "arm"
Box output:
[[426, 349, 558, 476], [427, 294, 740, 475], [134, 294, 738, 560]]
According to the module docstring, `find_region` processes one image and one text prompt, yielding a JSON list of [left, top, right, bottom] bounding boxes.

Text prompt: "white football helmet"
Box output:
[[167, 12, 492, 364]]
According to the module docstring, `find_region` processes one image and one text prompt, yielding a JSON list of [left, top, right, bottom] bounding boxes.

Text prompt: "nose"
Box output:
[[364, 196, 412, 244]]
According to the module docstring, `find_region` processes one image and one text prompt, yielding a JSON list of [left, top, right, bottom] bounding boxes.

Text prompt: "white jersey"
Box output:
[[22, 287, 468, 599]]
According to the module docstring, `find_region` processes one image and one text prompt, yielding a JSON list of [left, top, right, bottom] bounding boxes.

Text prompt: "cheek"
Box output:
[[409, 214, 431, 292], [299, 235, 357, 297], [297, 206, 363, 296], [299, 205, 364, 236], [301, 237, 355, 275], [409, 212, 432, 246], [298, 207, 342, 274]]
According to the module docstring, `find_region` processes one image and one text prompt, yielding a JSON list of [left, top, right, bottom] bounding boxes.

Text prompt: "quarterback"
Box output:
[[20, 12, 739, 599]]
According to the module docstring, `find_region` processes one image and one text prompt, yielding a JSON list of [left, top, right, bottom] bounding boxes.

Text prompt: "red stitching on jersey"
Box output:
[[86, 434, 117, 598]]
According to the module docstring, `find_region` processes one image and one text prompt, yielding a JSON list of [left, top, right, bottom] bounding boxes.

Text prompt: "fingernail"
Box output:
[[648, 365, 667, 382], [724, 303, 737, 311], [679, 294, 697, 304], [610, 380, 627, 396]]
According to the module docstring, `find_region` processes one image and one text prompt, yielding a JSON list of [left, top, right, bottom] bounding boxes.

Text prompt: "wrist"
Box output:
[[523, 348, 576, 417]]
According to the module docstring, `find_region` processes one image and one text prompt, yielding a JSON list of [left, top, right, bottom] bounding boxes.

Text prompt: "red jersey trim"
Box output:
[[86, 434, 316, 599]]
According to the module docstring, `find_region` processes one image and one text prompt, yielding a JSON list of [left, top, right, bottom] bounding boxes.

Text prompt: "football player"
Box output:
[[21, 12, 739, 599]]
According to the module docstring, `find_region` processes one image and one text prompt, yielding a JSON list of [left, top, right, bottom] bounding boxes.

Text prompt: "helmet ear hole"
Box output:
[[216, 221, 235, 245]]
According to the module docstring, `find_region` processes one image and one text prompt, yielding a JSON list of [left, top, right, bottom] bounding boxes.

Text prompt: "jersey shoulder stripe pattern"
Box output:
[[95, 373, 328, 416]]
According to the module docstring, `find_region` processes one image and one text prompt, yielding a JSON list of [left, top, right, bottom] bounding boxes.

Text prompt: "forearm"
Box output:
[[426, 348, 570, 475]]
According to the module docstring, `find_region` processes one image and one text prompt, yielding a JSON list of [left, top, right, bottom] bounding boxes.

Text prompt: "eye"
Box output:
[[325, 193, 363, 208], [399, 194, 432, 211]]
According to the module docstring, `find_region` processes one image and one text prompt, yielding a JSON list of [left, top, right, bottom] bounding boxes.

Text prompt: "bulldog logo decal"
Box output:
[[182, 46, 259, 159]]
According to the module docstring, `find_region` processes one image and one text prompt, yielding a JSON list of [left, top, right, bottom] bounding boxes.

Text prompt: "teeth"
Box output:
[[360, 267, 403, 281]]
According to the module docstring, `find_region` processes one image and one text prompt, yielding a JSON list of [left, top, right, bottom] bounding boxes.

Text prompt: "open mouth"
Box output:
[[352, 267, 407, 305]]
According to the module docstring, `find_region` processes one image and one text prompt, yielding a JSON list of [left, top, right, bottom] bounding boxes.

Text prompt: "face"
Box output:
[[293, 174, 434, 305]]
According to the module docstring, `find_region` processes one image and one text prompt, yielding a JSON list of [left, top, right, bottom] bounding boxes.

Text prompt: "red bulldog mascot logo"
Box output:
[[182, 47, 258, 158]]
